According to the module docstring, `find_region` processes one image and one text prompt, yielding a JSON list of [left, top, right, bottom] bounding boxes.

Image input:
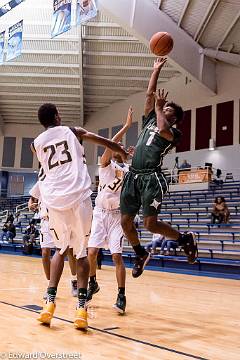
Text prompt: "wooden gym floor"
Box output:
[[0, 253, 239, 360]]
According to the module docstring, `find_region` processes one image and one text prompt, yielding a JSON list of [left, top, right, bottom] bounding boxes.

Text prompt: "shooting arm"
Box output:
[[144, 58, 167, 117], [145, 70, 160, 116]]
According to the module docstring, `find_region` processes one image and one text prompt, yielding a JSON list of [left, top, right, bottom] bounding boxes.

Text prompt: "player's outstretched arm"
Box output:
[[144, 57, 167, 117], [74, 127, 128, 162], [100, 106, 133, 167], [154, 89, 174, 141], [112, 106, 133, 143]]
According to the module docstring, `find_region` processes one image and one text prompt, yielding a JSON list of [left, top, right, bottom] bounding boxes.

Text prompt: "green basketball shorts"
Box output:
[[120, 168, 168, 217]]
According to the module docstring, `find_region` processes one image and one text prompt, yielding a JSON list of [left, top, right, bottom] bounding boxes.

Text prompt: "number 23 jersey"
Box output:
[[95, 161, 129, 210], [34, 126, 92, 210]]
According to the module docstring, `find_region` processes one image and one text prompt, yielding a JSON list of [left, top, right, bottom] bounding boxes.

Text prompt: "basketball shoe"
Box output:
[[86, 281, 100, 304], [74, 308, 88, 329], [37, 301, 55, 325], [113, 294, 126, 314], [132, 251, 150, 278], [181, 232, 198, 264]]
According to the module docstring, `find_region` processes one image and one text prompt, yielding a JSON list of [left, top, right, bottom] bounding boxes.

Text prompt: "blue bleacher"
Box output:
[[1, 180, 240, 277]]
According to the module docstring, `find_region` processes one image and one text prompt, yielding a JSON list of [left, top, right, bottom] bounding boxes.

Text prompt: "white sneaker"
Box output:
[[71, 280, 78, 297]]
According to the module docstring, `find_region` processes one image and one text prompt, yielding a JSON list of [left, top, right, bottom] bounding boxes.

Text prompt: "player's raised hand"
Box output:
[[153, 57, 167, 70], [126, 106, 133, 128], [154, 88, 168, 110]]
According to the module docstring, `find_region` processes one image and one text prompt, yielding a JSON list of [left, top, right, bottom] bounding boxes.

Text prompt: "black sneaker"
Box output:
[[86, 281, 100, 304], [113, 294, 126, 314], [132, 251, 150, 278], [182, 232, 198, 264]]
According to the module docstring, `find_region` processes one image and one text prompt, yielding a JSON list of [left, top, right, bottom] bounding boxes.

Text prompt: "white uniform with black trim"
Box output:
[[34, 126, 93, 258], [29, 182, 55, 249], [88, 161, 128, 254]]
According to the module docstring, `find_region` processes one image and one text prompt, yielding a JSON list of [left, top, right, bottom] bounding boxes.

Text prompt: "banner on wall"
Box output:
[[51, 0, 72, 38], [0, 32, 5, 64], [76, 0, 98, 25], [6, 20, 23, 61], [0, 0, 25, 18], [178, 169, 212, 184]]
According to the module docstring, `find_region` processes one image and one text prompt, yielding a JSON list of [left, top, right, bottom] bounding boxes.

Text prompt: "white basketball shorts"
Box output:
[[40, 218, 55, 249], [48, 197, 93, 259], [88, 207, 124, 254]]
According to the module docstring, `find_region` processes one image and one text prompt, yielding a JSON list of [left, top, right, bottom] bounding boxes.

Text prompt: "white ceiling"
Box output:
[[159, 0, 240, 54], [0, 0, 82, 126], [0, 0, 181, 127], [0, 0, 239, 128], [82, 12, 180, 119]]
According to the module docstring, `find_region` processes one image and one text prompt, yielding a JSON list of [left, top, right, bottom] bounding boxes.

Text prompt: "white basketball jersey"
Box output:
[[29, 181, 48, 218], [95, 161, 128, 210], [34, 126, 92, 210]]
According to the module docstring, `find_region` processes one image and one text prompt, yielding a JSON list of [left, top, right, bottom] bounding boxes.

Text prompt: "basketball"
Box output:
[[149, 32, 174, 56]]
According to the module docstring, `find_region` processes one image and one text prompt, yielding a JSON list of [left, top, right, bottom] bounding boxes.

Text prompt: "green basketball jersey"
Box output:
[[131, 110, 181, 170]]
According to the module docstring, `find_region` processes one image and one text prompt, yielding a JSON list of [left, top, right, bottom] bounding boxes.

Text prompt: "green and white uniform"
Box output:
[[120, 110, 181, 217]]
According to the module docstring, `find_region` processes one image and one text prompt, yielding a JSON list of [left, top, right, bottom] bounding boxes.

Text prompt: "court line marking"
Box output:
[[0, 286, 75, 291], [0, 300, 208, 360]]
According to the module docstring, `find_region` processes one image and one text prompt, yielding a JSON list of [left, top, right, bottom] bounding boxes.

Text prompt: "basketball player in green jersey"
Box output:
[[120, 57, 198, 278]]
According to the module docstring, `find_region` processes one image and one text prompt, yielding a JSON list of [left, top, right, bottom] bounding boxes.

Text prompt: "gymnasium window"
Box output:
[[126, 122, 138, 147], [216, 101, 234, 147], [97, 128, 109, 158], [195, 106, 212, 150], [2, 137, 16, 167], [112, 125, 122, 138], [176, 110, 191, 153], [20, 138, 34, 168]]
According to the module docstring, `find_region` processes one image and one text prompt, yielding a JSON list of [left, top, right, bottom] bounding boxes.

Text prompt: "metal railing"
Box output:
[[0, 210, 9, 222], [16, 202, 29, 215]]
